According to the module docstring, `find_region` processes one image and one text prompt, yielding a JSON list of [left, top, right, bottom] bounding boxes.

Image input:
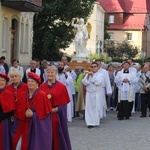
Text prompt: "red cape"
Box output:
[[6, 83, 28, 100], [39, 81, 70, 107], [13, 89, 52, 150], [0, 89, 16, 113], [39, 81, 71, 150], [15, 90, 52, 120], [0, 89, 16, 150]]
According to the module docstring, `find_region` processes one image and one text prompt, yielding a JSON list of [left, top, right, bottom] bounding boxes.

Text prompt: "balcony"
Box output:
[[1, 0, 43, 12]]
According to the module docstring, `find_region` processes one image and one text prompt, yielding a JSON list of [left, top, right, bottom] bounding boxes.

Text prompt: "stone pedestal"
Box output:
[[71, 56, 90, 62], [71, 52, 90, 62]]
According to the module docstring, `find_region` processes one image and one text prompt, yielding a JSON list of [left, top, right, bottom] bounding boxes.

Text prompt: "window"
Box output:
[[20, 21, 24, 53], [109, 15, 114, 23], [108, 33, 114, 40], [20, 18, 29, 54], [2, 17, 9, 52], [127, 33, 132, 40], [24, 21, 29, 53]]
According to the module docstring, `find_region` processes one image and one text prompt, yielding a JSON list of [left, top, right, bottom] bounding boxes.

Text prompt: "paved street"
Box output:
[[68, 111, 150, 150]]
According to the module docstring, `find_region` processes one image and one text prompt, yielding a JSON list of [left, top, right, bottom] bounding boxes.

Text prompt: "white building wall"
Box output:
[[108, 30, 143, 51]]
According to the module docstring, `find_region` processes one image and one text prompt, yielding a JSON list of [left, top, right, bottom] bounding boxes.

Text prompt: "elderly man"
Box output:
[[139, 63, 150, 117], [23, 59, 41, 83], [115, 61, 138, 120]]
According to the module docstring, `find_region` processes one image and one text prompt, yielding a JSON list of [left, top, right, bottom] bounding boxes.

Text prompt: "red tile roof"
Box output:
[[109, 14, 146, 29], [98, 0, 124, 12], [97, 0, 148, 30], [120, 0, 150, 13], [98, 0, 150, 13]]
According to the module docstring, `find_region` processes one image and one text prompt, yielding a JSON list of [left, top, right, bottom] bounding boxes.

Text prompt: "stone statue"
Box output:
[[71, 18, 91, 57]]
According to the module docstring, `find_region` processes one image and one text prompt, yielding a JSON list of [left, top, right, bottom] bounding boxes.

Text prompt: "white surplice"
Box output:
[[98, 68, 112, 116], [115, 69, 137, 102], [56, 72, 73, 122], [82, 71, 105, 126], [98, 68, 112, 94]]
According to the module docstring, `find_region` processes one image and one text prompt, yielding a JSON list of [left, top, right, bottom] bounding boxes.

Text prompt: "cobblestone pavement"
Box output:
[[68, 111, 150, 150]]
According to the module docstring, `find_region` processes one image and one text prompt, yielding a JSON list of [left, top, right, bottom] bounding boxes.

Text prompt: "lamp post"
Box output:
[[142, 51, 146, 63]]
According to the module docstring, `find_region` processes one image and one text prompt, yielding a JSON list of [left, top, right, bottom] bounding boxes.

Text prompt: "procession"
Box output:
[[0, 52, 150, 150], [1, 0, 150, 149]]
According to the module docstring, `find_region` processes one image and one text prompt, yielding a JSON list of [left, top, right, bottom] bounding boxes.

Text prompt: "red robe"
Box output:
[[12, 89, 52, 150], [6, 82, 28, 101], [39, 81, 71, 150], [0, 89, 16, 150]]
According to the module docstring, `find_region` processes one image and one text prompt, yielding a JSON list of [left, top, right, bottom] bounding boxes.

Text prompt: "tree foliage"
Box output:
[[104, 40, 139, 59], [104, 20, 110, 40], [33, 0, 96, 60]]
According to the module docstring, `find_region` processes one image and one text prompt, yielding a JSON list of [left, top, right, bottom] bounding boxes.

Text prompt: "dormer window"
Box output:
[[109, 15, 114, 23]]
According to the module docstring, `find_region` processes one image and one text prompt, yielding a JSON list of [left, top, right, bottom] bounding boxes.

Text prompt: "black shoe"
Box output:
[[149, 114, 150, 117], [76, 112, 80, 117], [125, 117, 129, 119], [140, 115, 146, 118], [87, 125, 94, 129], [118, 117, 124, 120]]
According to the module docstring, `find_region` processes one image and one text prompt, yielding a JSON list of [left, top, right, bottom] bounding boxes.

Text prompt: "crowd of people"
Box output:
[[0, 57, 72, 150], [0, 55, 150, 149]]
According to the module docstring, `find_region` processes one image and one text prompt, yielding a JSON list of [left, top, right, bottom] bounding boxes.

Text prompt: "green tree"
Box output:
[[116, 41, 139, 59], [104, 20, 110, 40], [33, 0, 96, 60], [104, 40, 117, 58], [104, 40, 139, 59]]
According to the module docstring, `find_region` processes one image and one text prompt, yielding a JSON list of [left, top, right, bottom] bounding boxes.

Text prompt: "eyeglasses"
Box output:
[[91, 66, 97, 68]]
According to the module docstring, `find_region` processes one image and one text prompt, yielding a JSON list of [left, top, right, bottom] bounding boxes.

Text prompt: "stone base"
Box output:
[[71, 56, 90, 62]]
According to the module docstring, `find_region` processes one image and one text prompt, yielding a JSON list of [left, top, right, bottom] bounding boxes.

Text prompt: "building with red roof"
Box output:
[[98, 0, 150, 58]]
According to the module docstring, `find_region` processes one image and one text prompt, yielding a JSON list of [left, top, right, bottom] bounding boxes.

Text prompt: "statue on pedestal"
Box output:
[[71, 18, 92, 58]]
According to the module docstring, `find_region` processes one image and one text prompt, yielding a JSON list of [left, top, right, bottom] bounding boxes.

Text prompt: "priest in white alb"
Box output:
[[82, 62, 105, 128]]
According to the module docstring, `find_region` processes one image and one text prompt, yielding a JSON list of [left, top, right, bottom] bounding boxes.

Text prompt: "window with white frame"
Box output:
[[109, 15, 114, 23], [108, 33, 114, 40], [2, 17, 9, 52], [127, 33, 132, 40], [24, 20, 29, 53], [20, 21, 24, 53]]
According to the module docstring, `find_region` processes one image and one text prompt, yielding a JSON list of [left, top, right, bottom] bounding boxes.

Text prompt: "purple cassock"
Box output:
[[11, 107, 52, 150], [12, 90, 52, 150], [1, 119, 13, 150], [57, 105, 72, 150]]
